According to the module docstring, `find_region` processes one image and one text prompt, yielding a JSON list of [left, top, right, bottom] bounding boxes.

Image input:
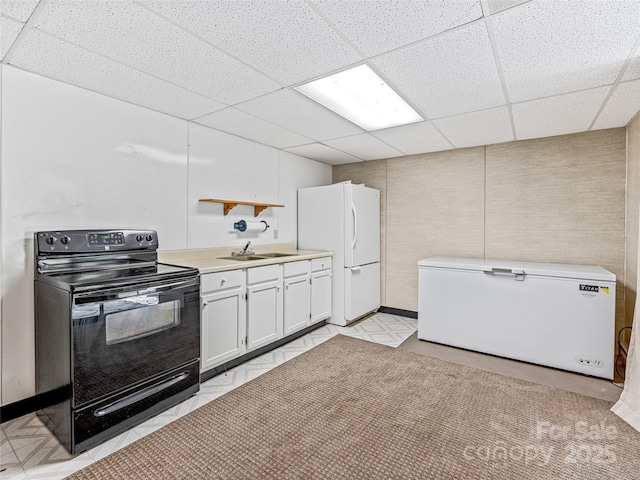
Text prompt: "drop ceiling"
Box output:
[[1, 0, 639, 165]]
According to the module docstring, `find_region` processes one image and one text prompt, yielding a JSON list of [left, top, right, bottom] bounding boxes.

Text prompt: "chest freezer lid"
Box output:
[[418, 256, 616, 282]]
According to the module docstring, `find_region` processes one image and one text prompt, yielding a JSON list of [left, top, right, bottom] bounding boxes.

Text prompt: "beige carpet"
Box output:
[[399, 332, 623, 402], [68, 335, 640, 479]]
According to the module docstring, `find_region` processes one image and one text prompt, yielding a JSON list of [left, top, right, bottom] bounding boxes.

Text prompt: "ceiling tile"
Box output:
[[194, 108, 313, 149], [142, 0, 362, 86], [0, 0, 39, 21], [433, 107, 514, 148], [34, 0, 279, 105], [372, 22, 505, 119], [236, 89, 363, 141], [493, 0, 640, 103], [323, 133, 403, 161], [1, 16, 23, 59], [371, 121, 452, 155], [593, 79, 640, 130], [9, 29, 226, 119], [485, 0, 531, 15], [311, 0, 482, 57], [512, 86, 610, 140], [623, 55, 640, 82], [285, 143, 361, 165]]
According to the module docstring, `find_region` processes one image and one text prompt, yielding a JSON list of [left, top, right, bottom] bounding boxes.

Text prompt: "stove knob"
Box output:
[[60, 236, 71, 245], [45, 236, 57, 245], [136, 234, 144, 242], [145, 234, 153, 242]]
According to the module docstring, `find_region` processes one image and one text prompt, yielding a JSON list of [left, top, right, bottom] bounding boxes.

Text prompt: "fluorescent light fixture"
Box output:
[[295, 64, 424, 131]]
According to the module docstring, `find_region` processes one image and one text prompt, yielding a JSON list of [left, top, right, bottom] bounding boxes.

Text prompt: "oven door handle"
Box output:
[[75, 276, 199, 298], [136, 278, 199, 295], [94, 371, 190, 417]]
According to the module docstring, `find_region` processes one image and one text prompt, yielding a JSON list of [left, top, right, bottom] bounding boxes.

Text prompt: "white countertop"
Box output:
[[158, 242, 332, 274]]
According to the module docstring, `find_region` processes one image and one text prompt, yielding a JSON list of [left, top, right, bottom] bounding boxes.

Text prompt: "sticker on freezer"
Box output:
[[579, 285, 599, 292]]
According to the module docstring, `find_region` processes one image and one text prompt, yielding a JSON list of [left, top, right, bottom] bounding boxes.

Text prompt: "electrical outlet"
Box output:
[[273, 229, 278, 240], [575, 355, 604, 368]]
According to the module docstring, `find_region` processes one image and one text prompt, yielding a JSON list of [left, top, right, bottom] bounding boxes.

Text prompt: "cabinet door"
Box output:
[[283, 273, 310, 335], [201, 285, 246, 371], [311, 269, 332, 323], [247, 279, 282, 351]]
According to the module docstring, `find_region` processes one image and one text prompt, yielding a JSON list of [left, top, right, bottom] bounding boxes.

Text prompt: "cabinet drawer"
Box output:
[[202, 269, 245, 292], [311, 257, 331, 272], [248, 264, 281, 284], [284, 260, 309, 277]]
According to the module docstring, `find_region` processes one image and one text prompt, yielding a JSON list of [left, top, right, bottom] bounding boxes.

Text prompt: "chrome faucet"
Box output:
[[232, 241, 254, 256]]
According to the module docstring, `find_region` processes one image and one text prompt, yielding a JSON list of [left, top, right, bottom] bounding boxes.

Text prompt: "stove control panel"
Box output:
[[88, 232, 125, 246], [36, 229, 158, 253]]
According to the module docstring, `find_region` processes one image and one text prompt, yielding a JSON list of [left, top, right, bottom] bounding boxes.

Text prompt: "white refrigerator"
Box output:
[[298, 182, 380, 326]]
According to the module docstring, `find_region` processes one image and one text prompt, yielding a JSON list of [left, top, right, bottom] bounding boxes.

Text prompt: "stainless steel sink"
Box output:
[[255, 252, 298, 258], [218, 256, 267, 261]]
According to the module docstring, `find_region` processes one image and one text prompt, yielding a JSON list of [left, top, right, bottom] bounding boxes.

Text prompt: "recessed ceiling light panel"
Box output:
[[295, 64, 424, 131]]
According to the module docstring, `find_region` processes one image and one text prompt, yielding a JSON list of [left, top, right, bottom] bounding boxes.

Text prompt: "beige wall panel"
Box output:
[[486, 129, 627, 341], [333, 160, 388, 304], [386, 148, 485, 311], [626, 114, 640, 336]]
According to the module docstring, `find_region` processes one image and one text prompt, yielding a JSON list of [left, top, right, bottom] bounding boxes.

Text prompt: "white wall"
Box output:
[[186, 126, 331, 249], [0, 63, 4, 406], [278, 150, 333, 244], [0, 65, 331, 405], [187, 123, 280, 248]]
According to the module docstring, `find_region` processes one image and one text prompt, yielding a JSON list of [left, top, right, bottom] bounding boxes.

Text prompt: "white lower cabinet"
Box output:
[[200, 257, 332, 374], [201, 270, 246, 371], [246, 264, 283, 352], [283, 261, 310, 335], [311, 257, 332, 323]]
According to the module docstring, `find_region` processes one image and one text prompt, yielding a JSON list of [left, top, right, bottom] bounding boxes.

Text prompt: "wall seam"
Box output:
[[484, 145, 487, 260], [624, 124, 629, 341], [186, 122, 191, 249], [384, 159, 388, 307]]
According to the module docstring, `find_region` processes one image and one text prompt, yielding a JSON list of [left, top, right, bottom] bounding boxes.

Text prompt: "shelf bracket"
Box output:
[[223, 202, 238, 216], [254, 205, 268, 216]]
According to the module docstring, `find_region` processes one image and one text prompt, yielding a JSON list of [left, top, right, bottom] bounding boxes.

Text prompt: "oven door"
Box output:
[[71, 276, 200, 408]]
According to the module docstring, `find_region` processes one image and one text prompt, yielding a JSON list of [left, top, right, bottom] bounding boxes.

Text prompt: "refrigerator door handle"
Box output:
[[350, 266, 361, 272], [351, 202, 357, 249]]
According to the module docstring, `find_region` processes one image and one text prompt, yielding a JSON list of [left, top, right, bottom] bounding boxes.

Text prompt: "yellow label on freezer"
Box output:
[[601, 287, 610, 294]]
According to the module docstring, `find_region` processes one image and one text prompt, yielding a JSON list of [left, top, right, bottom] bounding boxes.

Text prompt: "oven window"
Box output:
[[105, 300, 181, 345]]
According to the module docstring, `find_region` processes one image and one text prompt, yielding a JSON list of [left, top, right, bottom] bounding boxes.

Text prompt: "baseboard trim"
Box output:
[[200, 321, 327, 384], [1, 385, 69, 424], [378, 306, 418, 319]]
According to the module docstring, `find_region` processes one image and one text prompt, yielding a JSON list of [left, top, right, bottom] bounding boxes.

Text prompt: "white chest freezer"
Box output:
[[418, 257, 616, 379]]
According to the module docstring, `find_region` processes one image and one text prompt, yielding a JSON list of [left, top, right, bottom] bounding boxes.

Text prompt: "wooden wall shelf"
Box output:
[[199, 198, 284, 217]]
